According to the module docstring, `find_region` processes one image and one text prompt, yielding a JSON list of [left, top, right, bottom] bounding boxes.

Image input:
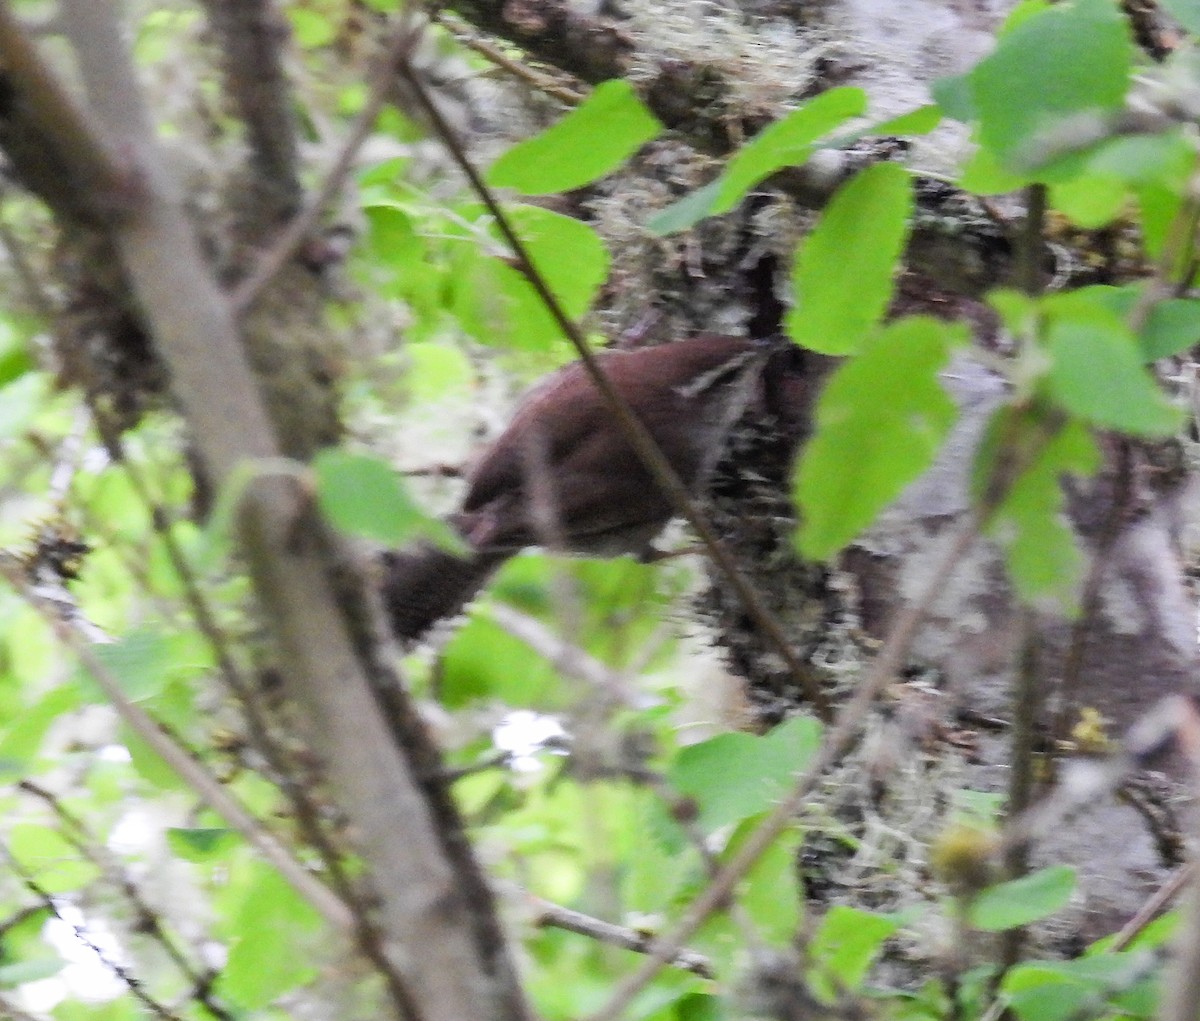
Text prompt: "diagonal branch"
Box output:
[[2, 4, 535, 1018], [393, 49, 832, 720]]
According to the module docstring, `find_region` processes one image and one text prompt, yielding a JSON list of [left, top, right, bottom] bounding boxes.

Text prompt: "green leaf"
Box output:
[[975, 410, 1099, 607], [461, 205, 610, 349], [794, 317, 965, 559], [0, 372, 49, 442], [0, 684, 80, 765], [1044, 283, 1200, 361], [715, 88, 867, 213], [1045, 315, 1182, 436], [88, 626, 182, 702], [0, 957, 65, 988], [736, 824, 803, 941], [866, 104, 943, 137], [668, 716, 821, 832], [1002, 967, 1091, 1021], [8, 824, 101, 894], [0, 906, 61, 990], [809, 906, 900, 998], [1049, 173, 1126, 228], [1136, 181, 1184, 260], [968, 865, 1076, 931], [786, 162, 913, 354], [220, 864, 321, 1009], [647, 88, 865, 235], [314, 449, 462, 549], [931, 72, 975, 122], [441, 616, 567, 709], [827, 105, 944, 149], [501, 205, 611, 320], [960, 141, 1031, 194], [286, 8, 336, 47], [405, 342, 474, 401], [120, 723, 185, 791], [1138, 297, 1200, 361], [167, 827, 239, 862], [646, 180, 722, 236], [488, 80, 662, 194], [969, 0, 1132, 172], [1086, 130, 1195, 189]]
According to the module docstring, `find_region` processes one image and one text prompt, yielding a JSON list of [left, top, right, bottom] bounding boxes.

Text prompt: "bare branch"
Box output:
[[393, 48, 832, 720], [198, 0, 303, 217], [0, 4, 135, 226], [585, 512, 986, 1021], [230, 18, 422, 316], [527, 893, 714, 979], [1, 567, 354, 933], [51, 5, 532, 1018]]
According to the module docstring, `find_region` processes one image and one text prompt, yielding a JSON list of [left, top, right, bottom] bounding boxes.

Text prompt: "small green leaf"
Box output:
[[88, 626, 184, 702], [974, 409, 1099, 607], [736, 823, 803, 941], [1049, 173, 1126, 228], [646, 180, 722, 236], [0, 906, 61, 990], [787, 163, 913, 354], [969, 0, 1132, 171], [669, 716, 821, 832], [647, 89, 865, 235], [809, 906, 900, 998], [968, 865, 1076, 931], [0, 957, 66, 988], [1002, 968, 1090, 1021], [960, 142, 1031, 194], [167, 827, 239, 862], [314, 449, 462, 549], [1136, 181, 1184, 260], [931, 72, 975, 122], [286, 8, 336, 47], [501, 205, 611, 320], [0, 684, 80, 765], [488, 80, 662, 195], [715, 87, 867, 213], [220, 865, 321, 1009], [866, 104, 943, 137], [1045, 316, 1182, 436], [1138, 297, 1200, 361], [9, 824, 101, 894], [794, 317, 965, 559], [826, 104, 944, 149]]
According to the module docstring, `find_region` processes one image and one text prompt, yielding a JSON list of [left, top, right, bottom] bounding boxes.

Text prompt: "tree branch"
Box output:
[[40, 4, 532, 1018]]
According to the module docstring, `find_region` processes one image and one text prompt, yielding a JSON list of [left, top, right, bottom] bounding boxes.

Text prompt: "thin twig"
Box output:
[[434, 13, 585, 105], [1111, 864, 1192, 952], [230, 18, 422, 316], [392, 49, 833, 721], [999, 607, 1042, 975], [0, 843, 185, 1021], [1, 563, 354, 934], [488, 604, 641, 706], [16, 781, 233, 1021], [583, 512, 985, 1021], [527, 893, 714, 978]]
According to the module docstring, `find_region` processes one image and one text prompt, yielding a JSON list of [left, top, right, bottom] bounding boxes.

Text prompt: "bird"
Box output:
[[380, 333, 823, 641]]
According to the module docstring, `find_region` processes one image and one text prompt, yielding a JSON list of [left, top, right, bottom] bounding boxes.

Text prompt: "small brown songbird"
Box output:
[[381, 334, 821, 640]]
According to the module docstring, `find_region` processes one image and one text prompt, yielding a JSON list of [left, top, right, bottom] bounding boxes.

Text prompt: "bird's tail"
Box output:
[[379, 543, 506, 641]]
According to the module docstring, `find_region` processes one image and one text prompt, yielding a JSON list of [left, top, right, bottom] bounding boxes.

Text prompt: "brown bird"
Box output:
[[380, 334, 821, 640]]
